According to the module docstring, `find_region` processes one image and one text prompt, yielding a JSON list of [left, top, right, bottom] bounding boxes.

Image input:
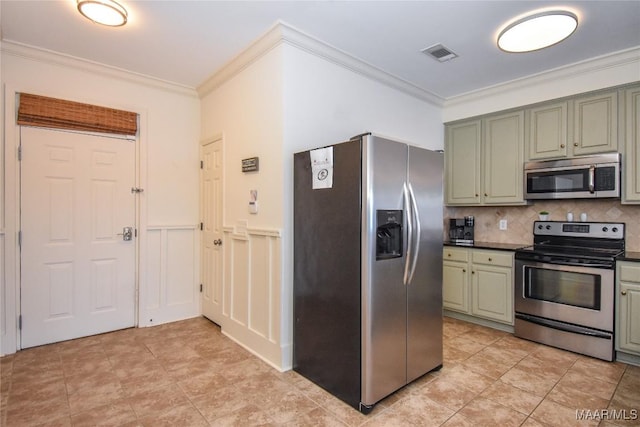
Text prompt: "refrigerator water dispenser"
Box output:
[[376, 210, 403, 260]]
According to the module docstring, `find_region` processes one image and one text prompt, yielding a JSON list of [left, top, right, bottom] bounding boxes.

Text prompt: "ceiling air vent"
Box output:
[[421, 44, 458, 62]]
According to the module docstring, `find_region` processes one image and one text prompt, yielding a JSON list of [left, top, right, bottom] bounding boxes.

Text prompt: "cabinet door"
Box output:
[[527, 101, 568, 160], [443, 261, 469, 313], [445, 121, 481, 205], [618, 282, 640, 355], [617, 262, 640, 355], [471, 264, 513, 324], [572, 91, 618, 156], [483, 111, 525, 204], [624, 86, 640, 203]]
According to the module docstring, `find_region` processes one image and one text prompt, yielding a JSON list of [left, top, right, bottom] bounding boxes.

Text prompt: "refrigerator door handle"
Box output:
[[407, 182, 420, 284], [403, 182, 412, 286]]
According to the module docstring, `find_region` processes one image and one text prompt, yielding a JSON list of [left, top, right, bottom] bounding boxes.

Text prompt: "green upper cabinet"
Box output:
[[623, 85, 640, 203], [445, 120, 481, 205], [572, 91, 618, 156], [527, 91, 618, 160], [527, 101, 568, 159], [483, 111, 525, 204], [445, 83, 637, 207], [445, 112, 525, 206]]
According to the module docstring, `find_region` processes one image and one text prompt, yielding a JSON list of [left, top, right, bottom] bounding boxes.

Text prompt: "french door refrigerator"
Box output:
[[293, 133, 443, 413]]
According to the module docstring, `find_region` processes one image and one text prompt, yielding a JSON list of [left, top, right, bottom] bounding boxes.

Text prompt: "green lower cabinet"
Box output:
[[443, 247, 514, 326], [616, 262, 640, 356]]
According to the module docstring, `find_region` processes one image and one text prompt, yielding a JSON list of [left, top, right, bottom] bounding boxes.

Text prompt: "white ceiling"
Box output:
[[2, 1, 639, 100]]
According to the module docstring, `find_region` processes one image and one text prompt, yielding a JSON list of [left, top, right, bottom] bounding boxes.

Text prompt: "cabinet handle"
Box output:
[[447, 253, 451, 257], [475, 193, 479, 197], [488, 257, 492, 262], [574, 142, 579, 147], [621, 290, 627, 296], [463, 269, 466, 273], [484, 193, 488, 197], [560, 144, 565, 148], [471, 271, 475, 274]]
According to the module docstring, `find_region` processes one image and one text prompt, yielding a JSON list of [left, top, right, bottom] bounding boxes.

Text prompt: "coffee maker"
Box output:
[[448, 216, 474, 245]]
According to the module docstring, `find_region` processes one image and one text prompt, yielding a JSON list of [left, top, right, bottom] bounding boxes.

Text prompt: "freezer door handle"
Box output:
[[403, 183, 412, 285], [407, 182, 420, 284]]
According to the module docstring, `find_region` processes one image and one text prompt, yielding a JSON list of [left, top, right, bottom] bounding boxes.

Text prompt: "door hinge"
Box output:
[[131, 187, 144, 194], [200, 160, 204, 169], [200, 222, 204, 231], [18, 230, 22, 248], [18, 146, 22, 161], [18, 315, 22, 330], [200, 284, 203, 293], [135, 228, 138, 238]]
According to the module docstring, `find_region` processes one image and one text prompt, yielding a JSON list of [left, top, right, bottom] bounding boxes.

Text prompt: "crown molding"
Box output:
[[444, 46, 640, 108], [196, 21, 444, 106], [1, 40, 199, 98]]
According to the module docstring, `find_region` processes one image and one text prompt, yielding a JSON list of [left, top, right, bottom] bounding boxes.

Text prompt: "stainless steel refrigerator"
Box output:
[[293, 133, 443, 413]]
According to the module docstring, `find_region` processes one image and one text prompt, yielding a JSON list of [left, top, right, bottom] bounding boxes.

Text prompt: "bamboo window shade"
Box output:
[[17, 93, 138, 136]]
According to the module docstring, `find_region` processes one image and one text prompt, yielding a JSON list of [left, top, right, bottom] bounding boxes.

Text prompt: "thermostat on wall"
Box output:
[[249, 190, 258, 214]]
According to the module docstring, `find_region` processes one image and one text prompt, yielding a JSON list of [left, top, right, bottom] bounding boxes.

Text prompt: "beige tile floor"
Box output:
[[1, 316, 639, 426]]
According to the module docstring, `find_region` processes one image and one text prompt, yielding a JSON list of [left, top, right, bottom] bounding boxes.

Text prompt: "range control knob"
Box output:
[[602, 227, 609, 232], [538, 225, 543, 230], [546, 225, 552, 230], [612, 227, 618, 233]]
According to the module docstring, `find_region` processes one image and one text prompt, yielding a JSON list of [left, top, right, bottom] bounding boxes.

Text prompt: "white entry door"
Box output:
[[200, 139, 223, 324], [20, 126, 136, 348]]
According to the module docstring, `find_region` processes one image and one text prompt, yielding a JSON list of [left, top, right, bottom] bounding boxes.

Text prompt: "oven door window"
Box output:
[[524, 266, 601, 310], [527, 168, 589, 194]]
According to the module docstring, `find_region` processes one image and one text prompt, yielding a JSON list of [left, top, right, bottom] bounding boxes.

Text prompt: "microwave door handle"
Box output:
[[589, 165, 595, 193]]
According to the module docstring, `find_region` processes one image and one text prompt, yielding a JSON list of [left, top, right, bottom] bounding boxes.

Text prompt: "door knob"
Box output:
[[213, 239, 223, 246], [621, 290, 627, 296], [117, 227, 133, 241]]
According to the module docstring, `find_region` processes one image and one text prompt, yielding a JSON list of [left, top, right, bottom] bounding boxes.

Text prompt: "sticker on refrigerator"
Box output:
[[310, 147, 333, 189]]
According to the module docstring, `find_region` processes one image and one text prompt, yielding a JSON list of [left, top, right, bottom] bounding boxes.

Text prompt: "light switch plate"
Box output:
[[499, 219, 508, 230]]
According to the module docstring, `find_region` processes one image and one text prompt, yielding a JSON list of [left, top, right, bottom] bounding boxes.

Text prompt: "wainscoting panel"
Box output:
[[142, 225, 199, 326], [230, 236, 249, 325], [221, 226, 283, 369], [0, 231, 5, 337]]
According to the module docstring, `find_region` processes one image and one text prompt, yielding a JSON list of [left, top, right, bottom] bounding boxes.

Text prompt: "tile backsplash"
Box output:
[[445, 200, 640, 252]]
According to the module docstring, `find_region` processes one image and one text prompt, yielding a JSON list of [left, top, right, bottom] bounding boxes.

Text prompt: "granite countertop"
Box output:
[[620, 251, 640, 262], [444, 241, 640, 262], [443, 241, 528, 251]]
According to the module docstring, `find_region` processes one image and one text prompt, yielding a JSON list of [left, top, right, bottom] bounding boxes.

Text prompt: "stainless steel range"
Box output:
[[514, 221, 625, 361]]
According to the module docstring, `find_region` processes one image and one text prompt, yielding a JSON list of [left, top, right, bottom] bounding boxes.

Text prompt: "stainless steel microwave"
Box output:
[[524, 153, 621, 200]]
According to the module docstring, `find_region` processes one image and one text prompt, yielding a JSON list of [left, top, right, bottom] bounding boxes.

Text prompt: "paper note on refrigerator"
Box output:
[[310, 147, 333, 189]]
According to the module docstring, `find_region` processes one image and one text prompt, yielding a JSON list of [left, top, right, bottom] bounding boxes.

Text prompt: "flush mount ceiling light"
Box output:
[[77, 0, 128, 27], [498, 10, 578, 53]]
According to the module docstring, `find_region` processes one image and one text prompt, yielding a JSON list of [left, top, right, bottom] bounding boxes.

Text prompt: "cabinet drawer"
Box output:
[[443, 247, 468, 262], [472, 250, 513, 267], [619, 263, 640, 283]]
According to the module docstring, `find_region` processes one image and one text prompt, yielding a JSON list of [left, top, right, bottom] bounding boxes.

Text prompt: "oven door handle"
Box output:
[[516, 313, 612, 339], [556, 260, 613, 268], [515, 256, 613, 269]]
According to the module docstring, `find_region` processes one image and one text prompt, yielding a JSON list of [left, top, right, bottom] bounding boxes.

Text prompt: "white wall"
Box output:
[[280, 42, 444, 366], [199, 40, 286, 369], [1, 43, 201, 355], [443, 47, 640, 122], [198, 22, 444, 371]]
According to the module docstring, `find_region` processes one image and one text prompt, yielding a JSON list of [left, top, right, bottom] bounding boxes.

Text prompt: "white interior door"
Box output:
[[20, 126, 136, 348], [200, 139, 223, 324]]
